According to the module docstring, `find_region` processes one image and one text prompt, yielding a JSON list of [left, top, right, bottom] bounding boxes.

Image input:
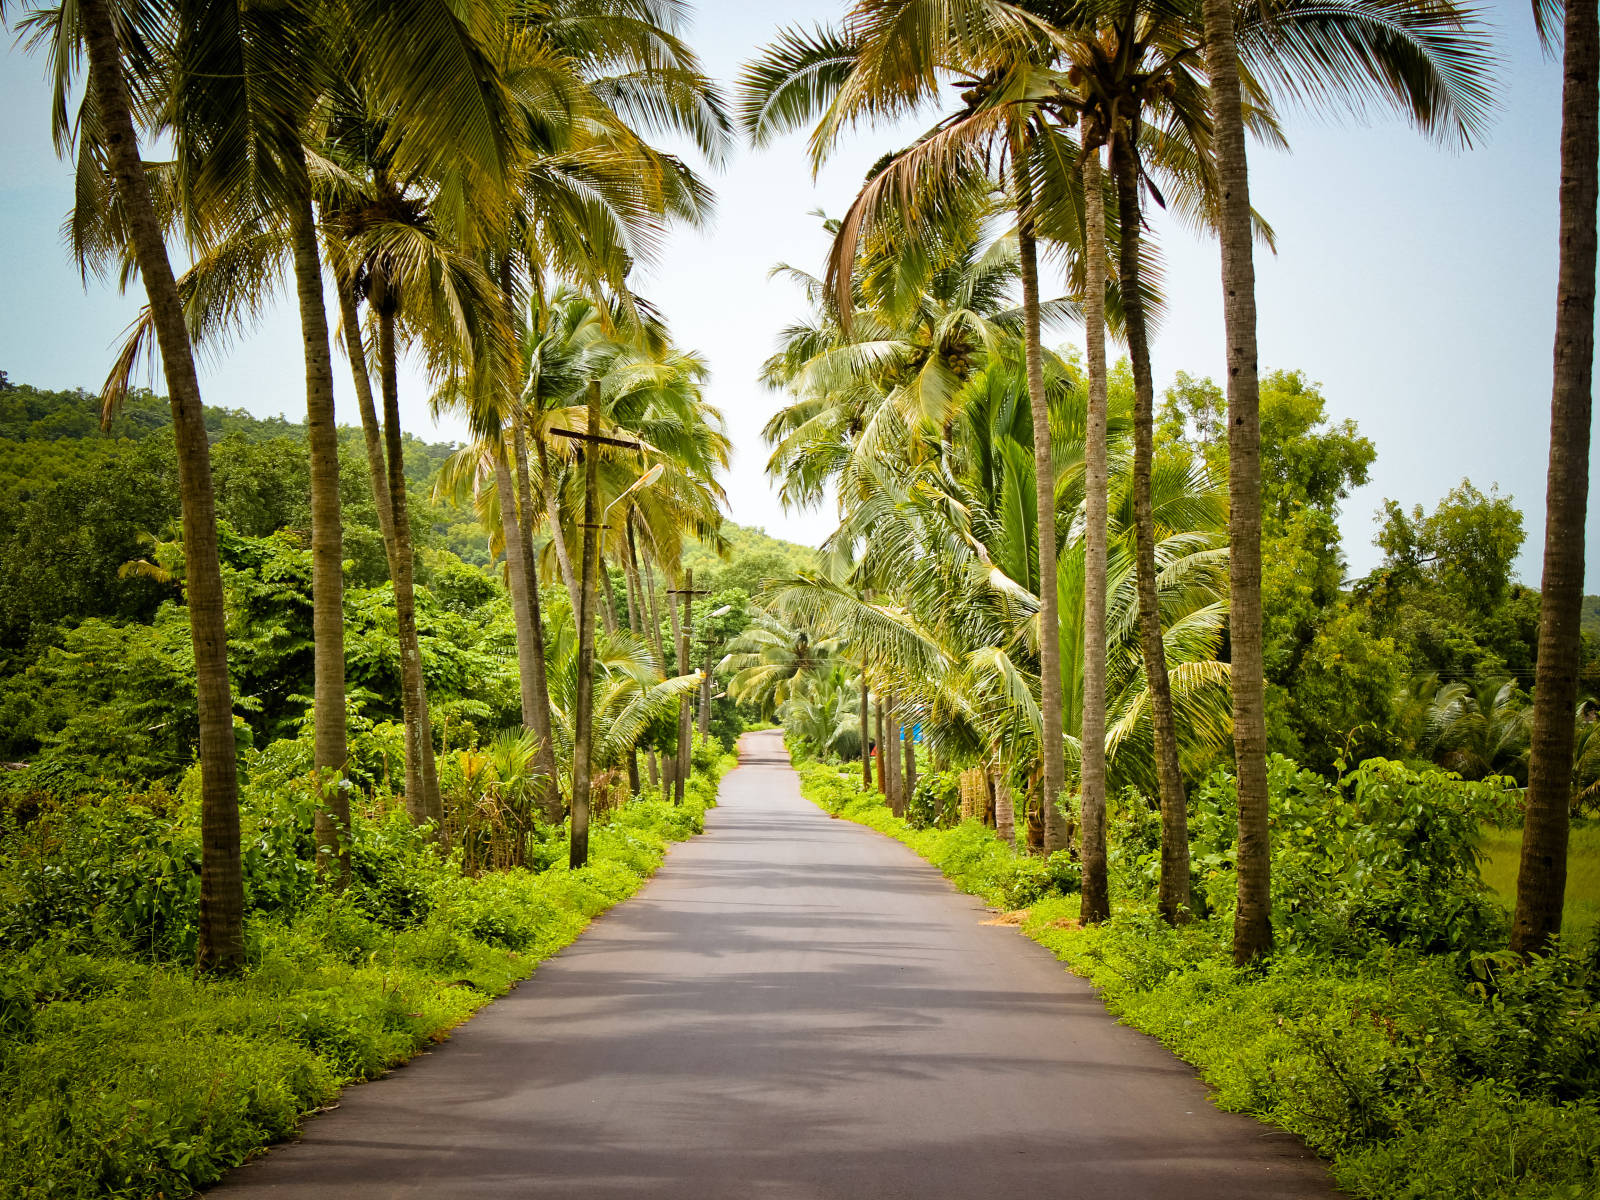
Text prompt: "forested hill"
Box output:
[[0, 375, 479, 666], [0, 375, 457, 483]]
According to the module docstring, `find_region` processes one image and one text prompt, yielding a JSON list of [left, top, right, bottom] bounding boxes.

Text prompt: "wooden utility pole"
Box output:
[[551, 396, 641, 866]]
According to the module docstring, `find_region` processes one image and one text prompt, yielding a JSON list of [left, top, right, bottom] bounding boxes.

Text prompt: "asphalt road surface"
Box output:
[[211, 729, 1338, 1199]]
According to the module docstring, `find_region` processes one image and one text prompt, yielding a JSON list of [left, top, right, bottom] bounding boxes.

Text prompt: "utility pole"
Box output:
[[551, 395, 642, 866]]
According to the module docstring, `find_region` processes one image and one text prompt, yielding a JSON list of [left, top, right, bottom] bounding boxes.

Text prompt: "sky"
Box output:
[[0, 0, 1593, 587]]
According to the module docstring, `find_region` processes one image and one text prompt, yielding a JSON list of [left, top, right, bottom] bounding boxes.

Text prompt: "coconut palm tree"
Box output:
[[9, 0, 249, 970], [1515, 0, 1599, 955], [741, 8, 1085, 854], [1187, 0, 1496, 961]]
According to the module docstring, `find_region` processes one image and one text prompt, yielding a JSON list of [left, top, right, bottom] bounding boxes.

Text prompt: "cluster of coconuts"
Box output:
[[943, 345, 976, 380]]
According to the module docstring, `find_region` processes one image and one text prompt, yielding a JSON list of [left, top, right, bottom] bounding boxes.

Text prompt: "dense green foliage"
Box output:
[[797, 755, 1600, 1200], [0, 751, 733, 1200]]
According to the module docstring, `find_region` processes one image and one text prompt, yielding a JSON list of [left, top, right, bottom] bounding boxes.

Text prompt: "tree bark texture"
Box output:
[[1201, 0, 1273, 964], [81, 0, 244, 972], [1014, 127, 1069, 855], [1514, 0, 1598, 955], [1110, 134, 1191, 925], [335, 276, 397, 570], [676, 569, 694, 804], [570, 381, 602, 866], [861, 681, 873, 790], [290, 167, 350, 886], [507, 402, 564, 821], [1079, 144, 1111, 925], [376, 298, 441, 828]]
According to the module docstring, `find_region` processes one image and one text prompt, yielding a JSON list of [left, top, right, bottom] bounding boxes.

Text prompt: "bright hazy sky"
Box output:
[[1, 1, 1593, 587]]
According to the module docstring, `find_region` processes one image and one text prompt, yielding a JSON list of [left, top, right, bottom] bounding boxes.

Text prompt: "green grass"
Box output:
[[0, 753, 736, 1200], [1479, 823, 1600, 943]]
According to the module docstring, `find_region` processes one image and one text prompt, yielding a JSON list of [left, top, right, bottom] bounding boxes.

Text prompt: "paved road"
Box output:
[[212, 730, 1337, 1199]]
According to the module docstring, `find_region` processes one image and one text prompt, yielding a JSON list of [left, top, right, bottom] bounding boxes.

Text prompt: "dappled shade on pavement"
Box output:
[[210, 730, 1335, 1199]]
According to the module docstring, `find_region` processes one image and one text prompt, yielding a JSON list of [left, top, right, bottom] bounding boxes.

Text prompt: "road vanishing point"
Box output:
[[211, 729, 1337, 1199]]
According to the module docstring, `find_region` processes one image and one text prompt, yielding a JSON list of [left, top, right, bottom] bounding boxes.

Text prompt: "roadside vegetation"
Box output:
[[2, 0, 1597, 1195], [797, 755, 1600, 1199]]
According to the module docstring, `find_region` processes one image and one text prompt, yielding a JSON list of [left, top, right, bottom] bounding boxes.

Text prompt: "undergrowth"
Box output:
[[797, 757, 1600, 1200], [0, 752, 734, 1200]]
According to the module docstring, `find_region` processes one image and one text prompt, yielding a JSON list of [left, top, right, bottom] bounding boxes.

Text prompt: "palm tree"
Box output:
[[1191, 0, 1495, 961], [1515, 0, 1599, 955], [741, 8, 1082, 854], [10, 0, 248, 971]]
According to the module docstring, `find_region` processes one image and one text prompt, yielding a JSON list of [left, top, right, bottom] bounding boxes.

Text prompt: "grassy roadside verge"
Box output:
[[0, 752, 735, 1200], [796, 755, 1600, 1200]]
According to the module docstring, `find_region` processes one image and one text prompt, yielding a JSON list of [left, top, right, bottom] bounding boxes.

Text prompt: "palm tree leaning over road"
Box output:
[[1515, 0, 1599, 954], [9, 0, 246, 970]]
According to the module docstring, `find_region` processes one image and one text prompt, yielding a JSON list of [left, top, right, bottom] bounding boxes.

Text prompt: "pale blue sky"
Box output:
[[1, 1, 1592, 586]]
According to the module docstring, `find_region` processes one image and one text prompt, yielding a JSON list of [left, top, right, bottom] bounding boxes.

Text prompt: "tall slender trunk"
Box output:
[[633, 515, 668, 669], [861, 680, 873, 790], [638, 524, 673, 795], [537, 436, 581, 614], [698, 638, 713, 740], [335, 275, 396, 567], [1013, 126, 1068, 854], [903, 716, 917, 809], [884, 693, 902, 816], [496, 447, 540, 729], [494, 445, 559, 820], [598, 553, 620, 635], [504, 406, 563, 820], [1202, 0, 1272, 964], [1514, 0, 1598, 954], [992, 760, 1015, 847], [1080, 143, 1111, 923], [570, 381, 602, 866], [1111, 134, 1190, 924], [876, 701, 888, 796], [376, 293, 440, 828], [676, 568, 694, 803], [623, 539, 644, 793], [290, 166, 350, 886], [81, 0, 243, 972]]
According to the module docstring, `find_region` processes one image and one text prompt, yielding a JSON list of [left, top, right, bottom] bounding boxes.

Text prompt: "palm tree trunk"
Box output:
[[1110, 134, 1190, 925], [81, 0, 243, 973], [876, 700, 888, 797], [1012, 125, 1068, 855], [1514, 0, 1598, 955], [571, 381, 603, 866], [335, 275, 396, 568], [494, 444, 561, 821], [884, 693, 902, 816], [676, 568, 694, 803], [861, 681, 873, 790], [506, 406, 563, 821], [598, 553, 620, 635], [290, 165, 350, 887], [903, 715, 917, 810], [698, 640, 713, 740], [1080, 144, 1112, 924], [537, 436, 582, 614], [622, 537, 644, 794], [376, 293, 441, 829], [992, 761, 1015, 847], [496, 447, 540, 729], [1201, 0, 1272, 964]]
